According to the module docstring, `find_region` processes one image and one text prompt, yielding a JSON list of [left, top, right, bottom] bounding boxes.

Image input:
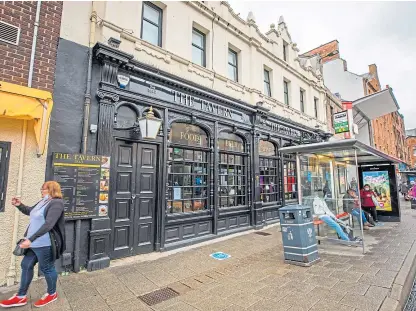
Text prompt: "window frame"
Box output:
[[283, 41, 288, 62], [259, 140, 281, 205], [413, 147, 416, 157], [263, 68, 272, 97], [192, 27, 206, 67], [167, 123, 211, 215], [314, 97, 319, 118], [300, 89, 305, 113], [0, 142, 11, 213], [284, 80, 290, 106], [330, 105, 334, 128], [218, 132, 248, 209], [228, 48, 238, 82], [140, 1, 163, 47]]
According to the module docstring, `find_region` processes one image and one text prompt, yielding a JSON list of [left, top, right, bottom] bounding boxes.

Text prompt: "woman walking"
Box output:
[[360, 184, 378, 222], [0, 181, 65, 308]]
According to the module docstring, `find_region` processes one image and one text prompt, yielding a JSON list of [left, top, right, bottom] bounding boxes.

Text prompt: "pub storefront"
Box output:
[[66, 43, 326, 271]]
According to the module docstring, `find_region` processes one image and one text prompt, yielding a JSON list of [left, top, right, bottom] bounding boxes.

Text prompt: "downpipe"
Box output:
[[74, 3, 96, 273]]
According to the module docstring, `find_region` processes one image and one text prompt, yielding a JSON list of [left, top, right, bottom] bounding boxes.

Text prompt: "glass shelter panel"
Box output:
[[299, 152, 364, 247]]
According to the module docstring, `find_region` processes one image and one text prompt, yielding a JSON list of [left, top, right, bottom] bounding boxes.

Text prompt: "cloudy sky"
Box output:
[[228, 1, 416, 129]]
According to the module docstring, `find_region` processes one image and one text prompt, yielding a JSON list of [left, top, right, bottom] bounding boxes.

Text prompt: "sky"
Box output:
[[228, 1, 416, 129]]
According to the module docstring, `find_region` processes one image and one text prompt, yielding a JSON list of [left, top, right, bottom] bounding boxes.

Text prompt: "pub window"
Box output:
[[300, 89, 305, 113], [0, 142, 11, 213], [167, 123, 210, 214], [141, 2, 163, 47], [264, 68, 272, 97], [282, 140, 297, 201], [314, 97, 319, 119], [259, 140, 280, 204], [284, 79, 290, 106], [192, 28, 206, 67], [228, 48, 238, 82], [218, 132, 247, 208]]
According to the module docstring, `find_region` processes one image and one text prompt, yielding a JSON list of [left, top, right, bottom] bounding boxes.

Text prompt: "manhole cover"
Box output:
[[139, 287, 179, 306], [254, 231, 271, 236]]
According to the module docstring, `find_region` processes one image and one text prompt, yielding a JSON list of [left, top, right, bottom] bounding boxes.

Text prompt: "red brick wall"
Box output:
[[0, 1, 62, 92], [302, 40, 340, 64], [406, 137, 416, 168]]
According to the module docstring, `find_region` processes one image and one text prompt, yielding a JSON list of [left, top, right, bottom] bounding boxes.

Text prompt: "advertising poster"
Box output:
[[52, 153, 111, 219], [362, 171, 392, 212]]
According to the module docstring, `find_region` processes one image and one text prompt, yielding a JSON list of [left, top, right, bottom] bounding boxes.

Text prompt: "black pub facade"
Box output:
[[50, 43, 327, 271]]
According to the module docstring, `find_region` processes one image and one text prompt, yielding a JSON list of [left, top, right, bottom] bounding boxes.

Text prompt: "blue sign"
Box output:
[[307, 172, 312, 182], [210, 252, 231, 260]]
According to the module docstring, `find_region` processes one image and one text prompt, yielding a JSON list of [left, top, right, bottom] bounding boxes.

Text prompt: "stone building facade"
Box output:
[[0, 1, 63, 286], [406, 134, 416, 169], [48, 1, 329, 272]]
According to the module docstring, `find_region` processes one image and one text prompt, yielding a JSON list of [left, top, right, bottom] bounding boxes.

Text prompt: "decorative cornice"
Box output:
[[187, 63, 214, 81], [135, 41, 171, 64], [97, 90, 119, 102]]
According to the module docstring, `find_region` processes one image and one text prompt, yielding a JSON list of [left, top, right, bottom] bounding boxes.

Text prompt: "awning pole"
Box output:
[[354, 149, 365, 254]]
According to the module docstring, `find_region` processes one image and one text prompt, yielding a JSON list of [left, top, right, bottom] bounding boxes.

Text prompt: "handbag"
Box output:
[[13, 239, 28, 256], [371, 195, 380, 208]]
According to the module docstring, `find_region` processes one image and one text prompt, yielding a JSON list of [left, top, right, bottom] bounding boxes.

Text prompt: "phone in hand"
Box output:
[[11, 197, 21, 207]]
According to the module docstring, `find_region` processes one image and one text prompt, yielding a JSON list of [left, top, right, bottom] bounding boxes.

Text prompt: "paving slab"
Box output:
[[0, 198, 414, 311]]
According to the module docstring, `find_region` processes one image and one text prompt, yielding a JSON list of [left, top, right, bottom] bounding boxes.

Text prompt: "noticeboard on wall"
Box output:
[[333, 111, 349, 134], [52, 153, 110, 220]]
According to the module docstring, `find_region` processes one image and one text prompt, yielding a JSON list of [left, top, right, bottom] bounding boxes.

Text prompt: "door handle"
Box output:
[[131, 194, 136, 204]]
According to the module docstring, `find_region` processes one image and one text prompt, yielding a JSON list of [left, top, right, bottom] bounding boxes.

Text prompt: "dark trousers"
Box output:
[[362, 206, 378, 222], [18, 246, 57, 296]]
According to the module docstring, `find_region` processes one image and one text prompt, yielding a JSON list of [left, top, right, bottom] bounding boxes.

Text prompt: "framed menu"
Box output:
[[52, 153, 111, 220]]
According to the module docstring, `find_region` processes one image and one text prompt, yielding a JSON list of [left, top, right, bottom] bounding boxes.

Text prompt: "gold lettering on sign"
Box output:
[[55, 153, 71, 160], [180, 131, 202, 144]]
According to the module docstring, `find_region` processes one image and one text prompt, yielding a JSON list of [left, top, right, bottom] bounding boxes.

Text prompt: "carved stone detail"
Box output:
[[97, 90, 120, 102]]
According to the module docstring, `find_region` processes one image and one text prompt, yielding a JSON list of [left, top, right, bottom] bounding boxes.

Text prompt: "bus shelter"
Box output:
[[279, 139, 401, 253]]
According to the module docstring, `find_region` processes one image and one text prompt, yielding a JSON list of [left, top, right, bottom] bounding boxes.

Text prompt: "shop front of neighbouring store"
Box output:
[[48, 42, 327, 271]]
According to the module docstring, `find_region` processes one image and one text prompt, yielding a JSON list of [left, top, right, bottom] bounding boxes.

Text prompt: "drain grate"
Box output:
[[139, 287, 179, 306], [254, 231, 272, 236]]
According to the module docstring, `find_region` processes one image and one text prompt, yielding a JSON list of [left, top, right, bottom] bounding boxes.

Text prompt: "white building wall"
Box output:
[[323, 59, 365, 101], [60, 1, 328, 131]]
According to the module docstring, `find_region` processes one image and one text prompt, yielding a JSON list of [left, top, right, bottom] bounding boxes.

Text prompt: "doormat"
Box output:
[[210, 252, 231, 260], [139, 287, 179, 306]]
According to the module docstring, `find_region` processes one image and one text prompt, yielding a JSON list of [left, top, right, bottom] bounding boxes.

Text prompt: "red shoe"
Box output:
[[0, 295, 28, 308], [33, 293, 57, 308]]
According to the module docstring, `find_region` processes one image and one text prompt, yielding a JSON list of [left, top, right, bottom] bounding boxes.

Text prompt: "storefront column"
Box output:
[[87, 92, 118, 271], [252, 130, 264, 228], [213, 121, 219, 234]]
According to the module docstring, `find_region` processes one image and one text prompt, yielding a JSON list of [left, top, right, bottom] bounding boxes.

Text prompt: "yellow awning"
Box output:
[[0, 81, 54, 155]]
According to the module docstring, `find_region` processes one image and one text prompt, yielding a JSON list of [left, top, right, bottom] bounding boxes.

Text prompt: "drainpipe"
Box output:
[[7, 0, 41, 286], [74, 2, 96, 273]]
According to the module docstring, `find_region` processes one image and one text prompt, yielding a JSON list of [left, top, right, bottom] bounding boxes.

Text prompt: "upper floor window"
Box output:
[[330, 106, 334, 128], [300, 89, 305, 113], [141, 2, 162, 47], [192, 28, 206, 67], [228, 49, 238, 82], [413, 147, 416, 156], [314, 97, 319, 118], [284, 80, 290, 106], [283, 41, 288, 62], [264, 69, 271, 97]]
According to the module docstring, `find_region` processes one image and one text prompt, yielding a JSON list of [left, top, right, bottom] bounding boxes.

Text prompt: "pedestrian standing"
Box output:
[[360, 184, 378, 222], [401, 182, 409, 197], [0, 181, 65, 308]]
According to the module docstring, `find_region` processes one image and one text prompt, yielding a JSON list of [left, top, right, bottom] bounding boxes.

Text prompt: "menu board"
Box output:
[[52, 153, 110, 220]]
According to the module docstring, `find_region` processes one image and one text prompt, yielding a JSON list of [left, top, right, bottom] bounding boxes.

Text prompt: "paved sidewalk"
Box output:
[[1, 200, 416, 311]]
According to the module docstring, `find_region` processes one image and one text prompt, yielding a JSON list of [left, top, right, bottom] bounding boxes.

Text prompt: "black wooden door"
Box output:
[[111, 139, 158, 259]]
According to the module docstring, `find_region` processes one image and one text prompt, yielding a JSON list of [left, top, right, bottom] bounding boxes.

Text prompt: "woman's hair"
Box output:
[[363, 184, 371, 189], [43, 181, 63, 199]]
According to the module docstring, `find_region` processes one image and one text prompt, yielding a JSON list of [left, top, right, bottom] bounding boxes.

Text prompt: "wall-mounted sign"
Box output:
[[117, 74, 130, 89], [334, 111, 349, 134], [128, 78, 251, 124], [52, 153, 111, 220]]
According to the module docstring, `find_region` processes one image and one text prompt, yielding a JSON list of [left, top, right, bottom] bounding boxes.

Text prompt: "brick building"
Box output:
[[0, 1, 62, 286], [406, 133, 416, 168], [303, 40, 408, 162]]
